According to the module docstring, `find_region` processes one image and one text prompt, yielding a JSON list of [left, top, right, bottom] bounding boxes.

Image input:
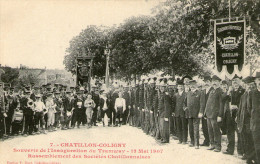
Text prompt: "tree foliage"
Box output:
[[0, 67, 19, 86], [63, 0, 260, 80]]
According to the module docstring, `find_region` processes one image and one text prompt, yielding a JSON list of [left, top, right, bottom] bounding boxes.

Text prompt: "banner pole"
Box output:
[[229, 0, 231, 20]]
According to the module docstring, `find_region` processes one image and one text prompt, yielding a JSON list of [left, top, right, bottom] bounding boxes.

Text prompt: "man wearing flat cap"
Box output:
[[204, 75, 224, 152], [236, 76, 256, 163], [248, 72, 260, 164]]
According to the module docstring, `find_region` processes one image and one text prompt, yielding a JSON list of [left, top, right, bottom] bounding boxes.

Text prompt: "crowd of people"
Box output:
[[0, 72, 260, 164]]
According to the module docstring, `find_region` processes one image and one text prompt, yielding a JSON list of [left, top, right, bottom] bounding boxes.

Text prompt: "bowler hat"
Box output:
[[182, 75, 192, 81], [177, 80, 184, 85], [212, 75, 221, 81], [189, 80, 197, 85], [243, 76, 255, 83], [221, 80, 228, 85], [203, 75, 211, 82]]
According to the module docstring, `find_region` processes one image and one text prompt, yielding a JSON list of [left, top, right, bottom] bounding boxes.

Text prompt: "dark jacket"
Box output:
[[147, 87, 155, 111], [139, 86, 144, 109], [158, 92, 171, 118], [54, 98, 63, 114], [237, 91, 250, 133], [205, 87, 224, 119], [174, 91, 186, 118], [200, 87, 213, 115], [123, 91, 130, 109], [72, 97, 85, 112], [153, 91, 159, 115], [111, 90, 119, 110], [134, 87, 139, 109], [99, 97, 111, 110], [248, 89, 260, 132], [20, 97, 34, 115], [230, 87, 245, 106], [185, 90, 201, 118], [91, 92, 100, 110], [63, 97, 72, 112]]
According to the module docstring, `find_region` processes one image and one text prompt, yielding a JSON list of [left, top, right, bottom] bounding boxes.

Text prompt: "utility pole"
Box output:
[[104, 44, 111, 88]]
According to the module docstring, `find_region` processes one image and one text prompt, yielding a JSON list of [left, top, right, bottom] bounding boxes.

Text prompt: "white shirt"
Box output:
[[206, 87, 211, 94], [103, 97, 108, 110], [34, 101, 46, 112], [46, 99, 56, 111], [178, 91, 183, 96], [114, 98, 126, 111]]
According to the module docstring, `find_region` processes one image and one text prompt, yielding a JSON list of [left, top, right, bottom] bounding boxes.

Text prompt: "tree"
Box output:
[[16, 73, 39, 89], [0, 66, 19, 86], [245, 33, 260, 75], [109, 16, 156, 81], [63, 25, 112, 78]]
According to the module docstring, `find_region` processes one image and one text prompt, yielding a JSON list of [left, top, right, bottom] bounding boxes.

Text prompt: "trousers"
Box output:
[[207, 118, 222, 150], [176, 117, 188, 143], [188, 118, 200, 146], [86, 108, 93, 124]]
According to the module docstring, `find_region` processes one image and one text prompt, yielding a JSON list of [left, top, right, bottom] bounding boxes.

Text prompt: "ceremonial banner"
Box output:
[[214, 19, 246, 74]]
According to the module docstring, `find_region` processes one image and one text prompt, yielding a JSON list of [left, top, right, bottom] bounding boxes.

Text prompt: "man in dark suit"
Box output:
[[133, 82, 140, 127], [204, 75, 224, 152], [139, 80, 145, 130], [185, 80, 202, 149], [237, 76, 256, 163], [248, 72, 260, 164], [99, 91, 112, 127], [174, 80, 188, 144], [128, 84, 135, 126], [199, 75, 213, 146], [91, 86, 100, 126], [153, 79, 160, 139], [122, 85, 130, 125], [158, 80, 171, 143], [148, 77, 156, 136], [167, 78, 177, 139], [222, 75, 245, 155], [144, 78, 150, 134]]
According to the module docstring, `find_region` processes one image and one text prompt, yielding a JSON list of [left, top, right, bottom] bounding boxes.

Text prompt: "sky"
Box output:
[[0, 0, 161, 69]]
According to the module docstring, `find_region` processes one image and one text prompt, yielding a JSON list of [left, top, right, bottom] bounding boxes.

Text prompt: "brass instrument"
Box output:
[[27, 98, 35, 110]]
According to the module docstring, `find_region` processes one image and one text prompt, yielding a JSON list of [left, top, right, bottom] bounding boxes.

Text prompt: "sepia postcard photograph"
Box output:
[[0, 0, 260, 164]]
